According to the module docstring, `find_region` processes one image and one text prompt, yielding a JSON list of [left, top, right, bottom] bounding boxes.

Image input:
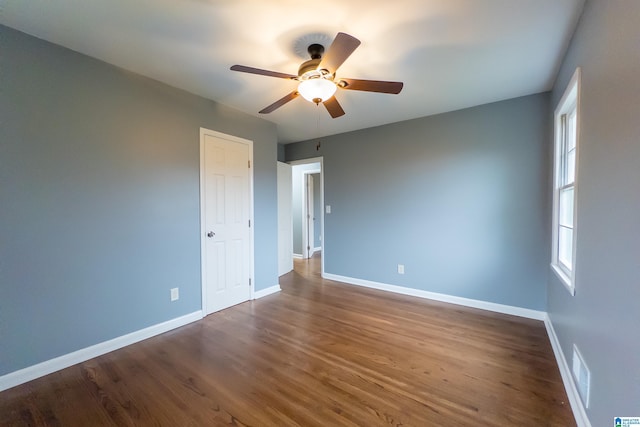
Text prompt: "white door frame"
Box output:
[[199, 128, 255, 314], [290, 157, 324, 275]]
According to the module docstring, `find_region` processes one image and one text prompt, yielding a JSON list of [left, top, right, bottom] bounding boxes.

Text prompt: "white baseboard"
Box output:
[[292, 254, 303, 259], [253, 284, 281, 299], [322, 273, 546, 320], [544, 315, 592, 427], [0, 310, 203, 392]]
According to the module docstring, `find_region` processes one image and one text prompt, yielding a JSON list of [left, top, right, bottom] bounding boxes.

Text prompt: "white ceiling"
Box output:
[[1, 0, 584, 143]]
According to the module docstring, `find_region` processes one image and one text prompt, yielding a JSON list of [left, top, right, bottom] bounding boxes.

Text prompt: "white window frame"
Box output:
[[551, 67, 581, 295]]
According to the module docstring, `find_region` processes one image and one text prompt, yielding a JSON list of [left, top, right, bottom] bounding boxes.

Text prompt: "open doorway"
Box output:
[[290, 158, 324, 272], [299, 169, 320, 259]]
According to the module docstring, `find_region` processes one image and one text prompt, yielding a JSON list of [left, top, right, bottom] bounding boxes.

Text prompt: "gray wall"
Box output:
[[286, 93, 550, 310], [547, 1, 640, 425], [0, 25, 279, 375]]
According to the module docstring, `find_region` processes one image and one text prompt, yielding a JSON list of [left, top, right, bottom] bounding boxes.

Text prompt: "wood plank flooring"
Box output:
[[1, 253, 576, 426]]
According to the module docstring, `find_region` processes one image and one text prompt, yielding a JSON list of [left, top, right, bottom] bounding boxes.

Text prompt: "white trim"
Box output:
[[277, 161, 294, 277], [554, 68, 581, 117], [200, 128, 255, 314], [319, 160, 324, 276], [544, 315, 592, 427], [288, 157, 324, 166], [551, 262, 573, 293], [253, 285, 281, 299], [551, 67, 581, 297], [288, 157, 324, 275], [0, 311, 202, 392], [322, 273, 546, 320], [293, 253, 303, 259]]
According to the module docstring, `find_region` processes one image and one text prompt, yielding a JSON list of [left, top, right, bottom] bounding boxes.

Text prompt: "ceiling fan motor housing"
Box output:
[[298, 58, 322, 77], [298, 43, 329, 77]]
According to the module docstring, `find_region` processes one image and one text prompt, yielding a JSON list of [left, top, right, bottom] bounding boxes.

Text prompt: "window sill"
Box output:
[[551, 263, 575, 296]]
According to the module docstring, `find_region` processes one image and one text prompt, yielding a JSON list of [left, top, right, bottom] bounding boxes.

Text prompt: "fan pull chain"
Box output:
[[316, 104, 320, 138], [315, 104, 322, 151]]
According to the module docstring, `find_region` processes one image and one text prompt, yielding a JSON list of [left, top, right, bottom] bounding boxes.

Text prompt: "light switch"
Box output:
[[326, 205, 331, 214]]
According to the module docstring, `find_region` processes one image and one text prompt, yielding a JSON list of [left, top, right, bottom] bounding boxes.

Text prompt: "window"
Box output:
[[552, 68, 581, 295]]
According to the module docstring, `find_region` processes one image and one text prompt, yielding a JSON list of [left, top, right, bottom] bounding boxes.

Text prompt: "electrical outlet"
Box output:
[[326, 205, 331, 214], [397, 264, 405, 274], [170, 287, 179, 302]]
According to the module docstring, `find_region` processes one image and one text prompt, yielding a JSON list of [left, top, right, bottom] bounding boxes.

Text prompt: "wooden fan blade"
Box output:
[[259, 91, 299, 114], [323, 96, 345, 118], [338, 78, 403, 94], [318, 33, 361, 74], [231, 65, 297, 80]]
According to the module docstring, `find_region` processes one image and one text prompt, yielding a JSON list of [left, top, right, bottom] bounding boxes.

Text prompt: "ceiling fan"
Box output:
[[230, 32, 403, 118]]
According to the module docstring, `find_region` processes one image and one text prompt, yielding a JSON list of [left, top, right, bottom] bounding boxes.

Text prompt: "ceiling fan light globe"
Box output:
[[298, 79, 337, 104]]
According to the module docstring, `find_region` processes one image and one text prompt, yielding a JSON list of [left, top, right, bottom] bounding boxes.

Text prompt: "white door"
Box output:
[[277, 162, 293, 276], [201, 130, 252, 315]]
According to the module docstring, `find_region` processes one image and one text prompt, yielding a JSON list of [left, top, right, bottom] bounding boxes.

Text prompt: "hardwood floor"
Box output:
[[1, 253, 576, 426]]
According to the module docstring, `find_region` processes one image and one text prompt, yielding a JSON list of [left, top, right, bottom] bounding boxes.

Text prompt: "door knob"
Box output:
[[207, 231, 215, 238]]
